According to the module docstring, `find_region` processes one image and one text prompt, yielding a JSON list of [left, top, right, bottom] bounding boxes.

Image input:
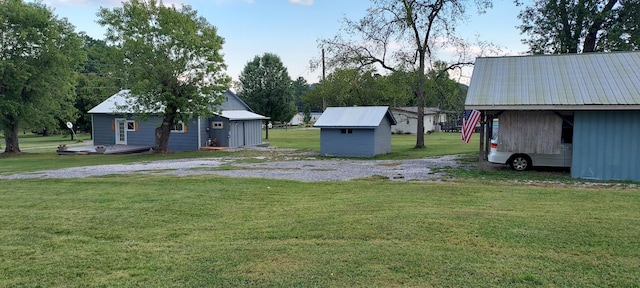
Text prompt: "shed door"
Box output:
[[115, 118, 127, 145], [233, 121, 245, 147]]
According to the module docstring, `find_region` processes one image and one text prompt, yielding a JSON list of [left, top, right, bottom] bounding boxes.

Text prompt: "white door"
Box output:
[[115, 119, 127, 145]]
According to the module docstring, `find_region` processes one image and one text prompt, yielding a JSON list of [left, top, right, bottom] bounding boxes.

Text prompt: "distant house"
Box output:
[[88, 90, 268, 151], [314, 106, 397, 157], [465, 52, 640, 182], [289, 112, 323, 126], [390, 107, 447, 134]]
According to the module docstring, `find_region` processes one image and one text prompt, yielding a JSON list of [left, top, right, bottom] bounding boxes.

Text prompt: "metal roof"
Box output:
[[220, 110, 268, 120], [314, 106, 397, 128], [465, 52, 640, 110], [87, 90, 139, 114], [88, 90, 267, 120]]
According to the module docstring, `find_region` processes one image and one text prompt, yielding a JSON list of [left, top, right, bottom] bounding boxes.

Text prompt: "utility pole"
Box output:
[[322, 48, 326, 111]]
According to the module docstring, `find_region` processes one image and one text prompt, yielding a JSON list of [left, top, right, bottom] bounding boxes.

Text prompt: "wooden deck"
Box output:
[[57, 145, 152, 155], [199, 146, 229, 151]]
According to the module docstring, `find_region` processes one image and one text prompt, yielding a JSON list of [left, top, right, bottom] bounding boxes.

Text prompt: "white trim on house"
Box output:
[[115, 118, 127, 145]]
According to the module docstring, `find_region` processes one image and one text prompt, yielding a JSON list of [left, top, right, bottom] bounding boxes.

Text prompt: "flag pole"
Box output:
[[478, 111, 485, 171]]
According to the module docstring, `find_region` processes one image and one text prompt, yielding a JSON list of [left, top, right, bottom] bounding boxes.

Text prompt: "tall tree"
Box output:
[[238, 53, 297, 123], [302, 68, 409, 108], [98, 0, 230, 153], [320, 0, 490, 148], [0, 0, 85, 153], [74, 35, 122, 135], [292, 76, 310, 112], [517, 0, 640, 53]]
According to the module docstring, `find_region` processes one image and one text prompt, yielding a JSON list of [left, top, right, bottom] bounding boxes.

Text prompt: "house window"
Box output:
[[340, 129, 353, 134], [211, 121, 224, 129], [172, 121, 185, 133], [126, 120, 136, 131]]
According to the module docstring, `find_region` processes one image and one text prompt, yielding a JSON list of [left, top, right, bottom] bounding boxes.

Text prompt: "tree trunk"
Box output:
[[2, 115, 21, 153], [414, 51, 426, 149], [583, 0, 618, 52], [155, 124, 172, 154]]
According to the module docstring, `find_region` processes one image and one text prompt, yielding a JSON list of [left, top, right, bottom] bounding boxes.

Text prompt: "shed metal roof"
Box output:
[[220, 110, 268, 120], [465, 52, 640, 110], [314, 106, 397, 128]]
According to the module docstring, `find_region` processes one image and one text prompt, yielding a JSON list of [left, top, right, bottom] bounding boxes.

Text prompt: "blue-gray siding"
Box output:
[[219, 91, 250, 111], [229, 120, 263, 148], [206, 117, 264, 148], [320, 128, 376, 157], [92, 114, 199, 151], [319, 119, 392, 157], [572, 110, 640, 182], [373, 117, 393, 155]]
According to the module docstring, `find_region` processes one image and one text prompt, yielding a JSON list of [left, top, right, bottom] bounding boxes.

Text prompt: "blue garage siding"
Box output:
[[242, 120, 264, 147], [320, 128, 376, 157], [209, 116, 230, 147], [572, 110, 640, 182]]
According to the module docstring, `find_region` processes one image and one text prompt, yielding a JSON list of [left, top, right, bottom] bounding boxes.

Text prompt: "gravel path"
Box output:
[[0, 154, 460, 182]]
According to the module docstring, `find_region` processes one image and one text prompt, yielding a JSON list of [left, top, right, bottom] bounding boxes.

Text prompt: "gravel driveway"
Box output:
[[0, 150, 460, 182]]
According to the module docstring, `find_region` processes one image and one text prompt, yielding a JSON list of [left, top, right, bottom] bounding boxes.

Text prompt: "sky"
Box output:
[[33, 0, 531, 85]]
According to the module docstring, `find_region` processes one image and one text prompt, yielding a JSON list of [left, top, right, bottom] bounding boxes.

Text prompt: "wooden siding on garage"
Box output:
[[572, 110, 640, 182], [497, 111, 562, 154]]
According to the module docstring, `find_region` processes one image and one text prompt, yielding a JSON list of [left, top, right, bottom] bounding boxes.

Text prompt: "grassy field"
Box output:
[[1, 176, 638, 287], [1, 128, 480, 175], [1, 128, 639, 287]]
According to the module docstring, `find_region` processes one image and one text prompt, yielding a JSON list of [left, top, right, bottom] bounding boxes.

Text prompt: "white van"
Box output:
[[488, 134, 572, 171]]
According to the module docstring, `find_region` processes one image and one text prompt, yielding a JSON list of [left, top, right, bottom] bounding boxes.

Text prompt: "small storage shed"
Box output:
[[465, 52, 640, 182], [88, 90, 268, 151], [314, 106, 397, 157]]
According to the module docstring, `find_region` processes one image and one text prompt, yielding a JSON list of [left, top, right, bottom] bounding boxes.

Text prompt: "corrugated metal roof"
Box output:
[[88, 90, 268, 120], [87, 90, 138, 114], [314, 106, 397, 128], [220, 110, 268, 120], [465, 52, 640, 110]]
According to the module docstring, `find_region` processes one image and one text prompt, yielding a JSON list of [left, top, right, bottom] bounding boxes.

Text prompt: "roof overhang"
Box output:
[[466, 105, 640, 111]]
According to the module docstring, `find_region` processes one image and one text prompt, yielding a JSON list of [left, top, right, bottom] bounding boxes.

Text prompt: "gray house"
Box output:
[[88, 90, 268, 151], [314, 106, 397, 157], [465, 52, 640, 182]]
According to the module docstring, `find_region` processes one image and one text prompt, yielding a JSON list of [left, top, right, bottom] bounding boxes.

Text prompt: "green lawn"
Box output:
[[1, 176, 638, 287], [2, 129, 638, 286], [266, 127, 480, 159], [2, 128, 479, 175]]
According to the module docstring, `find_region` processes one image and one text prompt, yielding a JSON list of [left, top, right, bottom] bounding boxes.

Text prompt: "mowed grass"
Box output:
[[1, 176, 639, 287], [266, 127, 479, 159], [2, 128, 477, 175]]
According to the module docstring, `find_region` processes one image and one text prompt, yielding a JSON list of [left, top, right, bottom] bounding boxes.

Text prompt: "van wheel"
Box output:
[[509, 155, 531, 171]]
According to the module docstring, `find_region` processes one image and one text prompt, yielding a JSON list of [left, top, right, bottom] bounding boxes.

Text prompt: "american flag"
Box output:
[[461, 109, 481, 143]]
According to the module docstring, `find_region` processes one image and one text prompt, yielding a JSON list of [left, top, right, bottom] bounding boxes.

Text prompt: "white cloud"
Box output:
[[289, 0, 313, 6]]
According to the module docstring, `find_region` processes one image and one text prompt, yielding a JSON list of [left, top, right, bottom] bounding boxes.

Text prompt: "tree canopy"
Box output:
[[238, 53, 297, 123], [517, 0, 640, 53], [302, 66, 465, 123], [97, 0, 230, 153], [74, 35, 123, 135], [0, 0, 85, 153], [319, 0, 490, 148]]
